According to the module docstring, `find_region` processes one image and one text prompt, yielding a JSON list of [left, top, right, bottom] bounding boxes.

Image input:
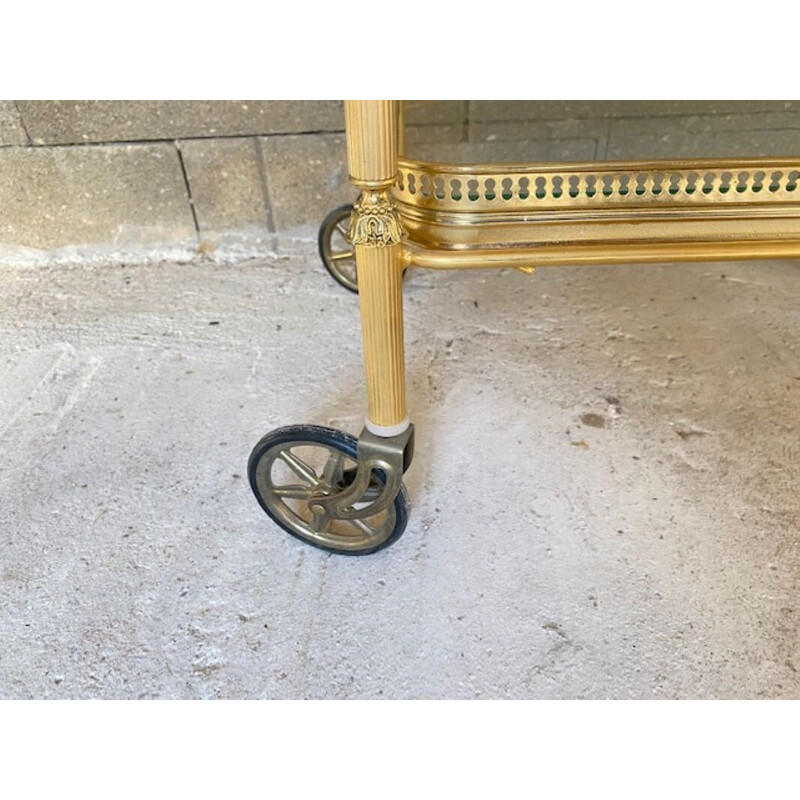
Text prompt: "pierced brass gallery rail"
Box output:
[[393, 157, 800, 265], [395, 158, 800, 212]]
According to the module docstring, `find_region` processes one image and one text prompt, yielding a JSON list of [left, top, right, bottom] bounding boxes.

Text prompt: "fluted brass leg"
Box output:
[[344, 100, 408, 435], [355, 237, 407, 432]]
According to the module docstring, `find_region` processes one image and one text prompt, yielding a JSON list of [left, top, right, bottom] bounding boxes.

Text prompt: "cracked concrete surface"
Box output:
[[0, 250, 798, 698]]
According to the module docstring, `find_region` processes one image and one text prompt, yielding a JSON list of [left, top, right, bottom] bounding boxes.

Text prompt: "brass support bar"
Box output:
[[404, 240, 800, 271]]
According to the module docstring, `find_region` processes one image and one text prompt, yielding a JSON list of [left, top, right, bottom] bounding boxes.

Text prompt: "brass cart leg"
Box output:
[[248, 101, 414, 554], [314, 101, 414, 523], [345, 100, 408, 436]]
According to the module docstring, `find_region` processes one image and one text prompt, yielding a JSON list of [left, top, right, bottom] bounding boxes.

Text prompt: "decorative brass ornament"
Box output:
[[348, 189, 405, 248]]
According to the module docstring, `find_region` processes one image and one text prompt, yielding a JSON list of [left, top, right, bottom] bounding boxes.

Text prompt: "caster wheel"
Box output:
[[248, 424, 409, 555], [319, 205, 359, 293]]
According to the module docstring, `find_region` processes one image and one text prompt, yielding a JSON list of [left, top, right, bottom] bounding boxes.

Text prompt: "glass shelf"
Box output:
[[401, 100, 800, 165]]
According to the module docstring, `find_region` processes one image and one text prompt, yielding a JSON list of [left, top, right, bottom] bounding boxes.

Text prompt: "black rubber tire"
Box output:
[[248, 424, 409, 555], [318, 205, 359, 294]]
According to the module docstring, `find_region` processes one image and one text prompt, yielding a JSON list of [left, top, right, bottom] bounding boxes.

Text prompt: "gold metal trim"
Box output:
[[392, 157, 800, 262], [404, 239, 800, 271], [395, 157, 800, 213], [348, 189, 405, 248]]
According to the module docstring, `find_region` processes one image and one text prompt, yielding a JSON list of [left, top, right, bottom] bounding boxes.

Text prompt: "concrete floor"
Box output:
[[0, 249, 798, 699]]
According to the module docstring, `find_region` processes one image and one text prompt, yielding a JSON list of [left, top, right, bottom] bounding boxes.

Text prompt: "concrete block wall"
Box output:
[[1, 100, 798, 266], [0, 101, 352, 266]]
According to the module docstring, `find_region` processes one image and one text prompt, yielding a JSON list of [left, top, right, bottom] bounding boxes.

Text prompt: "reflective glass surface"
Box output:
[[402, 101, 800, 164]]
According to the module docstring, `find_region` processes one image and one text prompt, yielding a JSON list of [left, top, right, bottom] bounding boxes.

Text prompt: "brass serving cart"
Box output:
[[248, 100, 800, 555]]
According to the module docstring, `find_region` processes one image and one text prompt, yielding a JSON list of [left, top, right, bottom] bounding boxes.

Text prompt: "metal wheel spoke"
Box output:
[[335, 222, 350, 237], [310, 508, 327, 532], [352, 518, 376, 537], [279, 450, 319, 486], [273, 485, 314, 500], [321, 450, 345, 487], [330, 250, 354, 261]]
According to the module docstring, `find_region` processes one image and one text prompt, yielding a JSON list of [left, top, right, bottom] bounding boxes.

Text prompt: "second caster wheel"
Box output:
[[248, 424, 409, 555], [319, 205, 359, 293]]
